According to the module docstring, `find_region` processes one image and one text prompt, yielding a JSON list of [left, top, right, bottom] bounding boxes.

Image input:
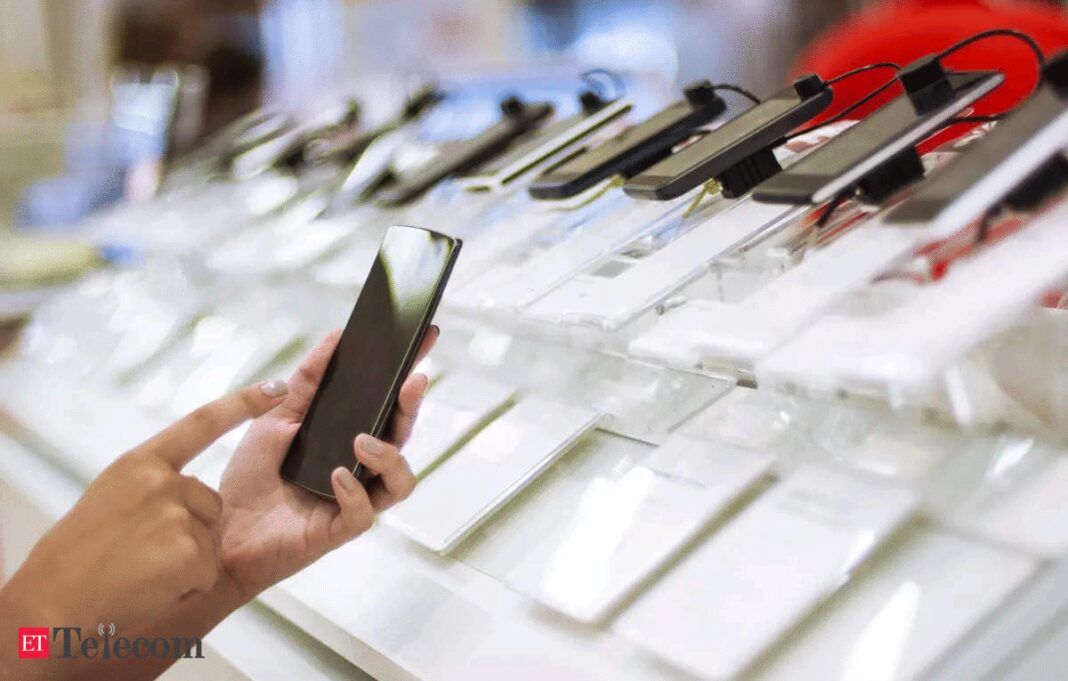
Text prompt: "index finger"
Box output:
[[143, 381, 290, 470]]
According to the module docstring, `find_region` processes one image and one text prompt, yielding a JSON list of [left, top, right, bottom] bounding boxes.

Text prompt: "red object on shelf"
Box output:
[[794, 0, 1068, 142]]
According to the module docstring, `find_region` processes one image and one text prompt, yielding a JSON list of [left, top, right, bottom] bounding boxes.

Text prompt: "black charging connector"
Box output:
[[1003, 154, 1068, 210], [716, 146, 782, 198], [856, 146, 926, 203], [578, 89, 608, 115], [683, 80, 725, 108], [402, 86, 445, 121], [994, 51, 1068, 208], [1043, 49, 1068, 96], [499, 95, 527, 118], [898, 54, 956, 115], [793, 73, 828, 100]]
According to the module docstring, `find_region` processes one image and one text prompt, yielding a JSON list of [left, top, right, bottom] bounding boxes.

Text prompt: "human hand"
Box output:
[[217, 327, 437, 598], [0, 382, 287, 637]]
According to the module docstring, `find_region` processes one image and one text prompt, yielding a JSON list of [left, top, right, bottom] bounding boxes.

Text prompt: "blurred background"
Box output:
[[6, 0, 1068, 230], [0, 0, 871, 230]]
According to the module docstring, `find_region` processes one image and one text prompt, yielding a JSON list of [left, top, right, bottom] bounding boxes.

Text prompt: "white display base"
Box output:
[[262, 525, 695, 681], [3, 355, 1067, 681]]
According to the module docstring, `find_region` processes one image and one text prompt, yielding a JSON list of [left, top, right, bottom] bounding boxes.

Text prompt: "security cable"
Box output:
[[785, 63, 902, 140]]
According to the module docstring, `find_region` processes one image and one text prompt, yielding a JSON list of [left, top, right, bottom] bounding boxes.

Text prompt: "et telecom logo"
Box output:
[[19, 624, 204, 660], [17, 628, 49, 658]]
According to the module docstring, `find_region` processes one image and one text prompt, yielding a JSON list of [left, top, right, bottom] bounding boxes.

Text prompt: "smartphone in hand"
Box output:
[[282, 225, 462, 497]]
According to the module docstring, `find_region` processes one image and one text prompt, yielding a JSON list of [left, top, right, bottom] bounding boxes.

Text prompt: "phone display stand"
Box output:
[[206, 210, 354, 277], [385, 396, 600, 553], [450, 192, 693, 313], [524, 197, 805, 331], [129, 292, 307, 416], [755, 526, 1035, 681], [615, 464, 918, 681], [504, 433, 773, 623], [759, 196, 1068, 410], [754, 68, 1004, 207], [402, 372, 516, 476], [527, 130, 869, 342], [19, 265, 205, 381], [624, 133, 1045, 374]]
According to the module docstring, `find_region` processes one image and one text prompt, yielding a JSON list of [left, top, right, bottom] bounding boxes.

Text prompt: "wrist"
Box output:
[[0, 567, 68, 626], [210, 572, 256, 619], [0, 583, 64, 681]]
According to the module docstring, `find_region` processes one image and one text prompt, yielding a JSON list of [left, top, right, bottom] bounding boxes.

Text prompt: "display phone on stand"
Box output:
[[753, 70, 1004, 205], [281, 225, 462, 498]]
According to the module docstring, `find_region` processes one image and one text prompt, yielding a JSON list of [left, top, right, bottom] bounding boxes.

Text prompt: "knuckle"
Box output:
[[143, 464, 173, 493], [186, 477, 223, 512], [198, 569, 220, 591], [174, 535, 201, 564], [113, 450, 140, 469], [387, 452, 411, 480], [349, 491, 373, 516], [354, 510, 374, 534], [206, 488, 223, 515], [396, 475, 417, 501], [348, 494, 374, 528], [408, 392, 424, 416], [296, 363, 318, 388], [380, 444, 402, 468], [164, 501, 193, 527], [237, 389, 259, 415]]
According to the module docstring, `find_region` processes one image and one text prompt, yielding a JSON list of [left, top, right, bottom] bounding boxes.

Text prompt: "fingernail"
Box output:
[[431, 325, 440, 337], [356, 434, 384, 456], [260, 380, 289, 398], [334, 467, 358, 492], [414, 373, 429, 391]]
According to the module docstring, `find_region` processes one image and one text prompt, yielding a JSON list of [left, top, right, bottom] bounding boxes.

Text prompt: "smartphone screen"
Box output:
[[753, 71, 1004, 205], [623, 84, 833, 200], [282, 225, 462, 497]]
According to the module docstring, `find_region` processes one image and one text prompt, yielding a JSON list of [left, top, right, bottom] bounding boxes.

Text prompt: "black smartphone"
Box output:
[[886, 82, 1068, 227], [623, 78, 833, 201], [528, 81, 727, 200], [374, 97, 554, 207], [230, 101, 360, 177], [307, 86, 444, 166], [753, 70, 1004, 205], [281, 225, 462, 498], [210, 109, 291, 160], [458, 96, 632, 191]]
